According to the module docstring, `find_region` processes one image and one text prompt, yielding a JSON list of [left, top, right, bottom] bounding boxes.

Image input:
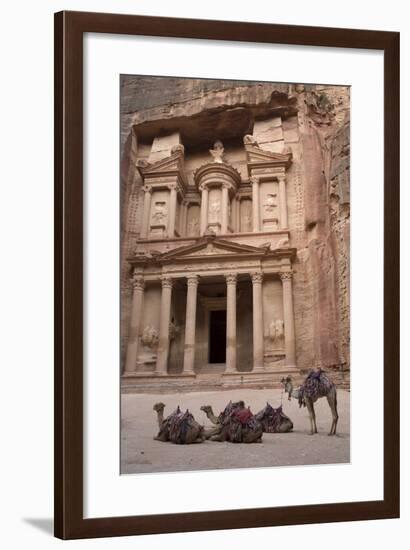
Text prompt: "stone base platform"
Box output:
[[121, 366, 302, 394]]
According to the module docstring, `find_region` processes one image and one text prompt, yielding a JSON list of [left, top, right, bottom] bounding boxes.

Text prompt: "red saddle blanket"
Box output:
[[232, 408, 253, 425]]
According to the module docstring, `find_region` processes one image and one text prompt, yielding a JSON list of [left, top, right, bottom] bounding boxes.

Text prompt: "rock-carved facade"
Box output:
[[120, 78, 350, 391]]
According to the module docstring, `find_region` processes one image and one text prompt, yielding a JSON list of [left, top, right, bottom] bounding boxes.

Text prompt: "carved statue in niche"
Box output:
[[209, 200, 220, 223], [209, 140, 225, 163], [264, 193, 278, 214], [269, 318, 284, 344], [141, 325, 159, 348], [152, 201, 167, 224], [187, 218, 199, 236], [241, 201, 252, 232]]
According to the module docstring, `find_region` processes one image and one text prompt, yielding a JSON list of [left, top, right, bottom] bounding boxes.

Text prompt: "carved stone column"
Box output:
[[278, 175, 288, 229], [200, 184, 209, 235], [280, 271, 296, 366], [124, 274, 145, 374], [156, 277, 173, 374], [140, 185, 152, 239], [251, 272, 264, 370], [183, 275, 199, 374], [180, 200, 188, 236], [168, 183, 177, 238], [221, 183, 229, 234], [251, 176, 260, 232], [225, 273, 237, 372], [235, 196, 241, 232]]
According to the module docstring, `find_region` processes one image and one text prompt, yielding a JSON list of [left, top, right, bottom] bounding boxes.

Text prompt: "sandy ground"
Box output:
[[121, 388, 350, 474]]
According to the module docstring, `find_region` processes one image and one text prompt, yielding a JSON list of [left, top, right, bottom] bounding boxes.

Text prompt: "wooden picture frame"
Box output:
[[54, 10, 400, 539]]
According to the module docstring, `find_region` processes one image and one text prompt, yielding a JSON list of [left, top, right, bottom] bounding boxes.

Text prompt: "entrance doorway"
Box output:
[[209, 310, 226, 363]]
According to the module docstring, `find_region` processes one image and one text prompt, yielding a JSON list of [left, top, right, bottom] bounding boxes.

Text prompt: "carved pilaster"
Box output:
[[225, 272, 237, 372], [280, 271, 296, 366], [278, 175, 288, 229], [183, 274, 199, 374], [251, 176, 260, 232], [167, 183, 178, 238], [140, 185, 153, 238], [124, 274, 145, 374], [251, 270, 264, 370], [199, 183, 209, 235]]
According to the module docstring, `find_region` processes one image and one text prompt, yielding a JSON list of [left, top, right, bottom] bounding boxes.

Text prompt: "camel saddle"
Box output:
[[298, 369, 334, 407]]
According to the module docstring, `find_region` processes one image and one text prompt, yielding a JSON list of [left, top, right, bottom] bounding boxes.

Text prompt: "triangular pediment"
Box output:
[[142, 151, 184, 176], [246, 145, 292, 168], [159, 237, 270, 262]]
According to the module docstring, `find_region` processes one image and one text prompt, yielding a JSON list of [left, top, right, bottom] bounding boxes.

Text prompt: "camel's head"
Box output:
[[153, 402, 165, 413], [281, 376, 293, 400], [200, 405, 213, 414]]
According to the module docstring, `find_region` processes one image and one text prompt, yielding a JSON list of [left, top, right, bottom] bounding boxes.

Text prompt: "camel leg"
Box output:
[[327, 392, 339, 435], [311, 402, 318, 433], [203, 427, 220, 440], [305, 399, 316, 435]]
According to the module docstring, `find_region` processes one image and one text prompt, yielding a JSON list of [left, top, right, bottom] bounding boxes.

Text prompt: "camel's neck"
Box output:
[[289, 387, 301, 400], [206, 409, 220, 424], [156, 410, 164, 427]]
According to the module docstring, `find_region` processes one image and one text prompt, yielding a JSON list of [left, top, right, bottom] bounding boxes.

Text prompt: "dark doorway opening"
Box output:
[[209, 310, 227, 363]]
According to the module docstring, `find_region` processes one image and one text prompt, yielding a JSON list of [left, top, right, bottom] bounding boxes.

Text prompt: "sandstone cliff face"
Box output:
[[120, 77, 350, 382], [292, 85, 350, 382]]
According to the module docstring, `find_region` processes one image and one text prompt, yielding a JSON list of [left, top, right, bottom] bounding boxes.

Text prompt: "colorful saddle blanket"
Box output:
[[298, 369, 334, 407], [226, 406, 259, 442], [169, 409, 201, 444], [255, 403, 291, 433], [158, 407, 202, 444]]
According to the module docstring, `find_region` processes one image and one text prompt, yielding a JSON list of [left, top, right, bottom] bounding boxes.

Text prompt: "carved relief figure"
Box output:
[[152, 201, 167, 224], [241, 201, 252, 232], [269, 318, 284, 343], [187, 218, 199, 236], [209, 200, 220, 223], [209, 140, 225, 163], [141, 325, 159, 348], [264, 193, 278, 214]]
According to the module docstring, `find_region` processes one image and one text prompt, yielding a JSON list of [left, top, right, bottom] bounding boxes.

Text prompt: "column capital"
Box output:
[[280, 270, 293, 282], [142, 184, 152, 194], [168, 182, 178, 192], [251, 271, 263, 284], [222, 181, 232, 190], [225, 273, 237, 285], [160, 276, 173, 289], [250, 176, 259, 186], [186, 274, 199, 287], [277, 174, 286, 183], [131, 274, 145, 290], [199, 182, 208, 192]]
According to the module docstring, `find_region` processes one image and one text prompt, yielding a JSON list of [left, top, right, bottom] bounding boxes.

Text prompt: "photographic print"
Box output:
[[120, 76, 350, 475]]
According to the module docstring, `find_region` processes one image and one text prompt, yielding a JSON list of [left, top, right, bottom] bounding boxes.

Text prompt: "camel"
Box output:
[[281, 370, 339, 436], [200, 401, 263, 443], [255, 403, 294, 433], [153, 402, 206, 444]]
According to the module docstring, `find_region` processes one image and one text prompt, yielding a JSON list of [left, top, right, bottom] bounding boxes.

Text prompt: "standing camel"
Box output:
[[281, 370, 339, 436]]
